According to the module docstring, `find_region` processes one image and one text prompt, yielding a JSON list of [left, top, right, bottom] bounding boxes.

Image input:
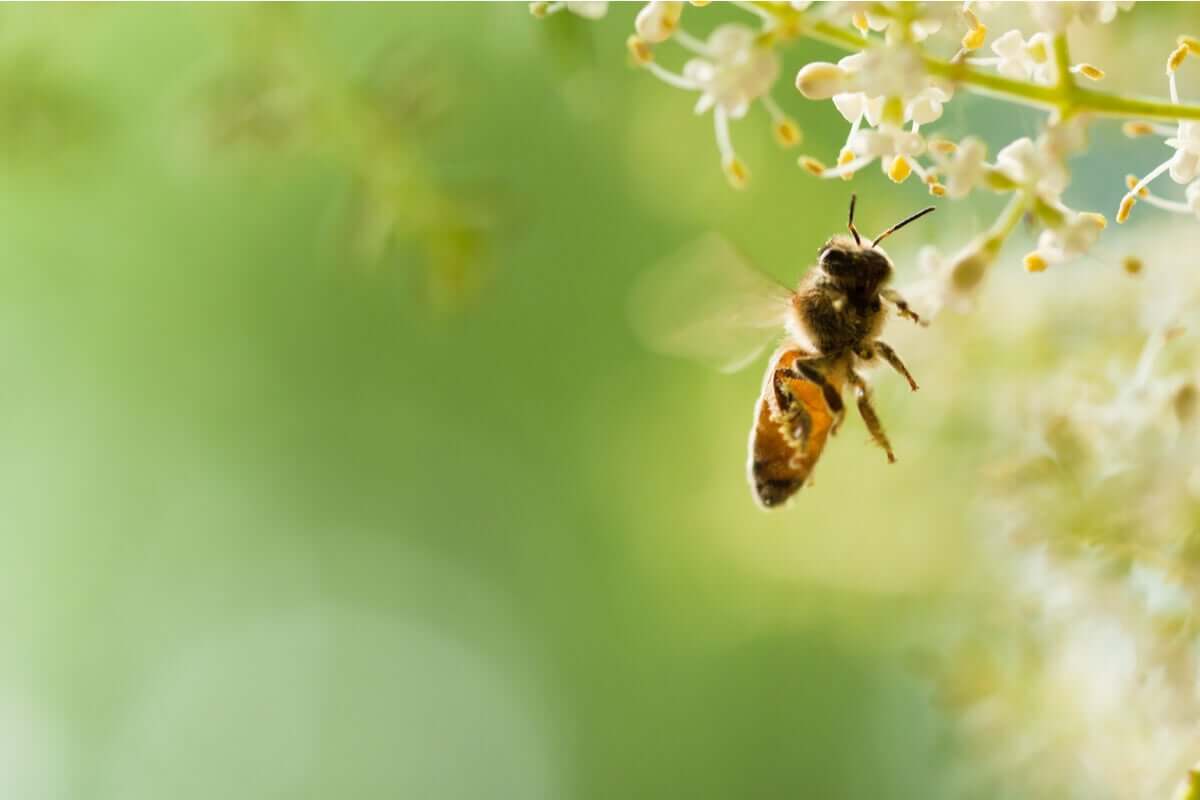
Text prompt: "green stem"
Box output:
[[1052, 33, 1072, 94], [797, 18, 1200, 123]]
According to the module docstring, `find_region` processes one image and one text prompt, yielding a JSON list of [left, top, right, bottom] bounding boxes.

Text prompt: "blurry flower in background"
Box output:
[[176, 6, 500, 310], [917, 223, 1200, 800], [0, 50, 101, 165]]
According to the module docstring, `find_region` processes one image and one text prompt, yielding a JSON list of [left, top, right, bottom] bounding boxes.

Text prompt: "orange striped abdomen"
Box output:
[[747, 348, 845, 508]]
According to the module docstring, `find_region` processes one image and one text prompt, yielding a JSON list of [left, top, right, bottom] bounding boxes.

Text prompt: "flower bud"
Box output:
[[635, 1, 683, 44], [794, 62, 848, 99]]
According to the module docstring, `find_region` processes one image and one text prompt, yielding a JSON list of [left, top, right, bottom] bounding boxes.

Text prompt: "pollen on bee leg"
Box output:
[[1122, 120, 1155, 138], [1117, 194, 1137, 224], [1070, 63, 1105, 81], [1023, 251, 1049, 273]]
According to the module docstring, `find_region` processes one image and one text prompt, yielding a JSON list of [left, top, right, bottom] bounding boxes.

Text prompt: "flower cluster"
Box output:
[[920, 229, 1200, 799], [535, 1, 1200, 322], [1117, 36, 1200, 225]]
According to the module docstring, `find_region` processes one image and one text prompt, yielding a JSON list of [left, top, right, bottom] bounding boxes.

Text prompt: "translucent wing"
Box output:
[[628, 233, 795, 373]]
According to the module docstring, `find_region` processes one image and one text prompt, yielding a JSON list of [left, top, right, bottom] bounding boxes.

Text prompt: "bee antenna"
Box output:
[[872, 206, 936, 247], [847, 194, 862, 246]]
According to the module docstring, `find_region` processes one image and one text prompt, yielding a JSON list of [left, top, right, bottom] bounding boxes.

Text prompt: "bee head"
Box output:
[[817, 195, 936, 294], [818, 237, 894, 293]]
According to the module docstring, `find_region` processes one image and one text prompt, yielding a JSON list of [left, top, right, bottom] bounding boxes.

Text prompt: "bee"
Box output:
[[629, 195, 935, 508]]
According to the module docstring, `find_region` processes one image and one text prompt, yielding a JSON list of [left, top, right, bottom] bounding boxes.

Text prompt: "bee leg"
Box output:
[[847, 369, 896, 463], [881, 288, 924, 326], [787, 361, 846, 435], [873, 340, 919, 392]]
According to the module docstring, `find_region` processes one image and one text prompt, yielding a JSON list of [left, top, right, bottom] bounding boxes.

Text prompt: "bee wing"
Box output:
[[628, 233, 795, 374]]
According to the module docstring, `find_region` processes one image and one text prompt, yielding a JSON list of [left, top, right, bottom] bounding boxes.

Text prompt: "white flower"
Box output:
[[1188, 180, 1200, 219], [996, 136, 1068, 199], [988, 30, 1055, 85], [635, 1, 683, 44], [1166, 121, 1200, 183], [932, 136, 987, 198], [1030, 1, 1133, 31], [531, 0, 608, 18], [851, 121, 925, 181], [832, 90, 885, 127], [1129, 563, 1193, 619], [840, 47, 927, 103], [683, 25, 779, 118], [852, 122, 923, 160], [565, 1, 609, 18], [829, 47, 928, 127], [1032, 210, 1107, 264], [906, 85, 951, 125], [853, 2, 950, 44]]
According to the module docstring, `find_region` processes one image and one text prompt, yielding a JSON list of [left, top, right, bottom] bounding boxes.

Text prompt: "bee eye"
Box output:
[[820, 247, 852, 274]]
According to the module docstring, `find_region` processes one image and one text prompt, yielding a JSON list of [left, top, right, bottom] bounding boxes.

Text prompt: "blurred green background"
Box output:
[[0, 3, 1190, 798]]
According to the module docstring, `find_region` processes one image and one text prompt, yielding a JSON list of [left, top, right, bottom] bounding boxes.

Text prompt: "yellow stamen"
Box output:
[[1027, 39, 1048, 64], [928, 182, 946, 197], [851, 11, 869, 34], [1079, 211, 1107, 230], [1169, 44, 1189, 73], [1072, 63, 1105, 81], [1125, 174, 1149, 197], [774, 118, 803, 148], [928, 138, 957, 154], [837, 147, 855, 181], [1180, 35, 1200, 55], [1023, 252, 1049, 273], [723, 156, 749, 189], [1122, 121, 1155, 138], [1117, 195, 1136, 224], [626, 35, 654, 65], [961, 24, 987, 52], [887, 155, 912, 184], [798, 155, 826, 176], [882, 96, 904, 126], [529, 1, 550, 17], [1122, 255, 1143, 275]]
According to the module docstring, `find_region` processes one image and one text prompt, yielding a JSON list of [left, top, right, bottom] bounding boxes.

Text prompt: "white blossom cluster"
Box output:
[[1118, 37, 1200, 225], [916, 224, 1200, 800], [533, 1, 1200, 322]]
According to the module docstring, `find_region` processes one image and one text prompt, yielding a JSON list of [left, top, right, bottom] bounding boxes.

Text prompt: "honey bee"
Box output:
[[629, 195, 935, 508]]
